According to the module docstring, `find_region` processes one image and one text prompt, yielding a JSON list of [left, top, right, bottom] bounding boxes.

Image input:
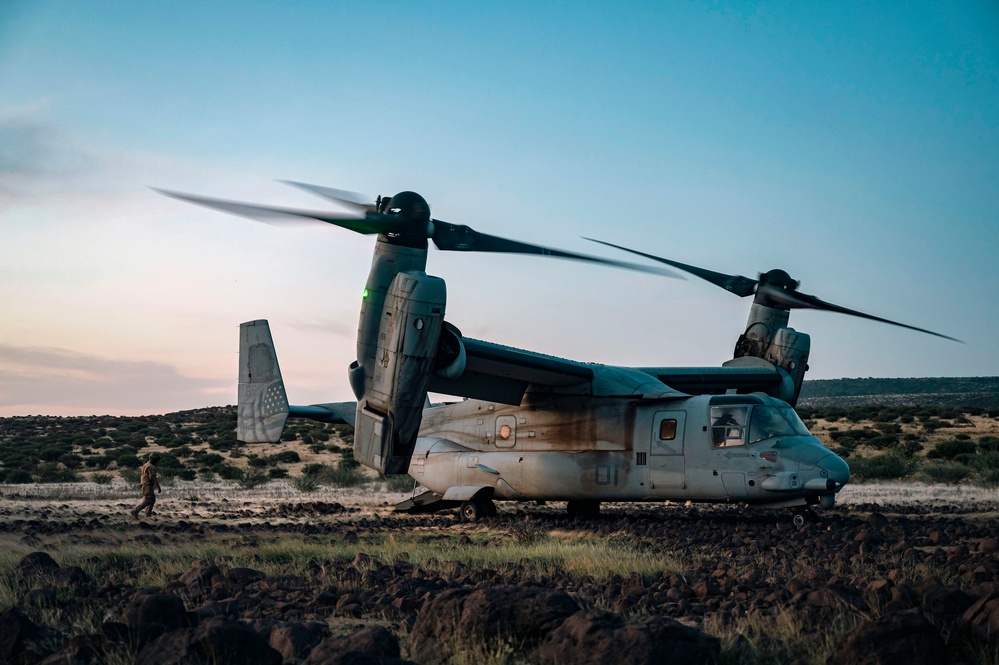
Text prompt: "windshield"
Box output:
[[748, 406, 799, 444], [779, 407, 811, 436]]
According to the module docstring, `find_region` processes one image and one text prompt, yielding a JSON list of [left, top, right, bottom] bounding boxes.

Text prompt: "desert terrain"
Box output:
[[1, 479, 999, 664], [2, 402, 999, 663]]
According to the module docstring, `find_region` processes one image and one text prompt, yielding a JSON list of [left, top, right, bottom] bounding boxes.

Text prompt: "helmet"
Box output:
[[149, 453, 161, 462]]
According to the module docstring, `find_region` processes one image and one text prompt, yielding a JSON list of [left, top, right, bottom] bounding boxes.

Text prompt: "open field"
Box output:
[[2, 401, 999, 662], [1, 481, 999, 664]]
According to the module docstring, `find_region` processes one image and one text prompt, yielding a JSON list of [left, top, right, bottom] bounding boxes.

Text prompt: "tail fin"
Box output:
[[238, 319, 290, 443]]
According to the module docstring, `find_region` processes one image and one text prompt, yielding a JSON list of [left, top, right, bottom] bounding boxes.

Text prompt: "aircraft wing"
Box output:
[[634, 364, 784, 395], [428, 338, 594, 405]]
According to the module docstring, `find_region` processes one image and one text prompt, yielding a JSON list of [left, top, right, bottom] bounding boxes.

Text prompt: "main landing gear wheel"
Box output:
[[459, 498, 495, 522], [566, 500, 601, 519]]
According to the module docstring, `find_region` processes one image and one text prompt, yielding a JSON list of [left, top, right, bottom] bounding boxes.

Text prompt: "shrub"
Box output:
[[248, 456, 269, 468], [267, 468, 288, 479], [921, 462, 972, 484], [270, 450, 301, 464], [971, 452, 999, 473], [39, 445, 70, 462], [302, 463, 329, 477], [927, 440, 977, 460], [830, 429, 875, 442], [161, 467, 196, 481], [383, 474, 415, 492], [849, 453, 913, 481], [91, 473, 113, 485], [874, 422, 902, 435], [292, 474, 319, 492], [84, 455, 112, 469], [866, 435, 899, 450], [197, 468, 215, 482], [36, 463, 81, 483], [238, 470, 269, 489], [979, 436, 999, 453], [194, 452, 224, 467], [835, 436, 858, 451], [6, 469, 33, 484], [119, 469, 140, 485], [326, 464, 363, 488], [898, 439, 924, 458], [212, 463, 244, 481], [114, 454, 143, 470], [58, 453, 84, 469]]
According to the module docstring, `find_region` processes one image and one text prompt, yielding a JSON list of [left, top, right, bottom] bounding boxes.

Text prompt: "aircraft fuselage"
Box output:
[[411, 393, 848, 508]]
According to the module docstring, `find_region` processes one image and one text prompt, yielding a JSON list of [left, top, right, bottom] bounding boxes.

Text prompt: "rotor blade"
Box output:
[[277, 180, 377, 213], [584, 238, 757, 296], [431, 221, 683, 278], [154, 188, 405, 235], [759, 284, 963, 342]]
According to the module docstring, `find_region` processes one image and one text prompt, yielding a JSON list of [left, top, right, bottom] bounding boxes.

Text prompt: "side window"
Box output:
[[659, 418, 677, 440], [711, 406, 747, 447]]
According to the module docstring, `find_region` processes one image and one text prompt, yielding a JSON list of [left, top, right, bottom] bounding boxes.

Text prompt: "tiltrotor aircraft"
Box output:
[[160, 182, 957, 525]]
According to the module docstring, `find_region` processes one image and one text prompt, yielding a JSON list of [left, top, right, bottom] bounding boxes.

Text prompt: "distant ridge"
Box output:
[[798, 376, 999, 409]]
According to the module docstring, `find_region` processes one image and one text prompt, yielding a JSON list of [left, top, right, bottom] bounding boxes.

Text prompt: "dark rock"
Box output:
[[826, 609, 946, 665], [0, 606, 57, 664], [122, 591, 194, 630], [920, 585, 976, 634], [408, 585, 580, 665], [136, 617, 281, 665], [179, 561, 223, 588], [979, 537, 999, 554], [538, 610, 720, 665], [227, 567, 267, 587], [306, 625, 414, 665], [268, 622, 324, 662], [954, 592, 999, 648], [25, 588, 58, 607], [18, 551, 61, 577], [37, 634, 103, 665], [51, 566, 94, 595]]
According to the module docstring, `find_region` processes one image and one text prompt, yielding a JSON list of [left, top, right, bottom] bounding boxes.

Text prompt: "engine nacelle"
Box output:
[[354, 271, 447, 474], [765, 327, 810, 404], [433, 322, 466, 380]]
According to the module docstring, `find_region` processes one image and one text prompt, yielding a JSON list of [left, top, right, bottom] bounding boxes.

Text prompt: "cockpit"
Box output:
[[710, 400, 811, 448]]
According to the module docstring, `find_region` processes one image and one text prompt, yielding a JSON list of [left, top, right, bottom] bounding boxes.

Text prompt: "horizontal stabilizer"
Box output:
[[289, 402, 356, 426]]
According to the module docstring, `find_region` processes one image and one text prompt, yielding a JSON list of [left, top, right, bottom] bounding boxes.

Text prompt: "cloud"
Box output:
[[0, 102, 97, 203], [0, 343, 229, 416]]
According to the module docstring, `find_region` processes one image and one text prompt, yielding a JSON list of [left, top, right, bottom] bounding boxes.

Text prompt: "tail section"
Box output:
[[238, 320, 290, 443]]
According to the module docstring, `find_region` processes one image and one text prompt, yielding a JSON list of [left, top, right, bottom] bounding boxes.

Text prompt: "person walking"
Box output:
[[131, 453, 162, 520]]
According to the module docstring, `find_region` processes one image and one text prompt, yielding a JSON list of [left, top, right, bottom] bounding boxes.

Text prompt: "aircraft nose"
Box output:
[[820, 453, 850, 487]]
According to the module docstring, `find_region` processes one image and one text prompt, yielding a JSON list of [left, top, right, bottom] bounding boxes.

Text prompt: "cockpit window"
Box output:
[[779, 408, 811, 436], [748, 406, 798, 444], [711, 406, 747, 447]]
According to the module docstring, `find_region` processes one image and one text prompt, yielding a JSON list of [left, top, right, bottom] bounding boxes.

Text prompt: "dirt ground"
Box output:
[[2, 479, 999, 524]]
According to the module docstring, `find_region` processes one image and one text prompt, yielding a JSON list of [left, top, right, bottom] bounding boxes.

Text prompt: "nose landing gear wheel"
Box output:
[[791, 508, 819, 528]]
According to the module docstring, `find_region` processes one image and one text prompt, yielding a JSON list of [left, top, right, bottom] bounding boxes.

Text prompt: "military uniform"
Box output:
[[131, 457, 162, 519]]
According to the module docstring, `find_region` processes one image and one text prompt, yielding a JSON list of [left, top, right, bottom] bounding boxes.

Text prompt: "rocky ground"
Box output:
[[1, 483, 998, 664]]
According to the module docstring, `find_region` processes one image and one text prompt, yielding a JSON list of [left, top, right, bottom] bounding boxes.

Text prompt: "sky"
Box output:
[[1, 1, 997, 416]]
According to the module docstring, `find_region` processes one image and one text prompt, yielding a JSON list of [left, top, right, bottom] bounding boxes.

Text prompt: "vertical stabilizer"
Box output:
[[238, 319, 290, 443]]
